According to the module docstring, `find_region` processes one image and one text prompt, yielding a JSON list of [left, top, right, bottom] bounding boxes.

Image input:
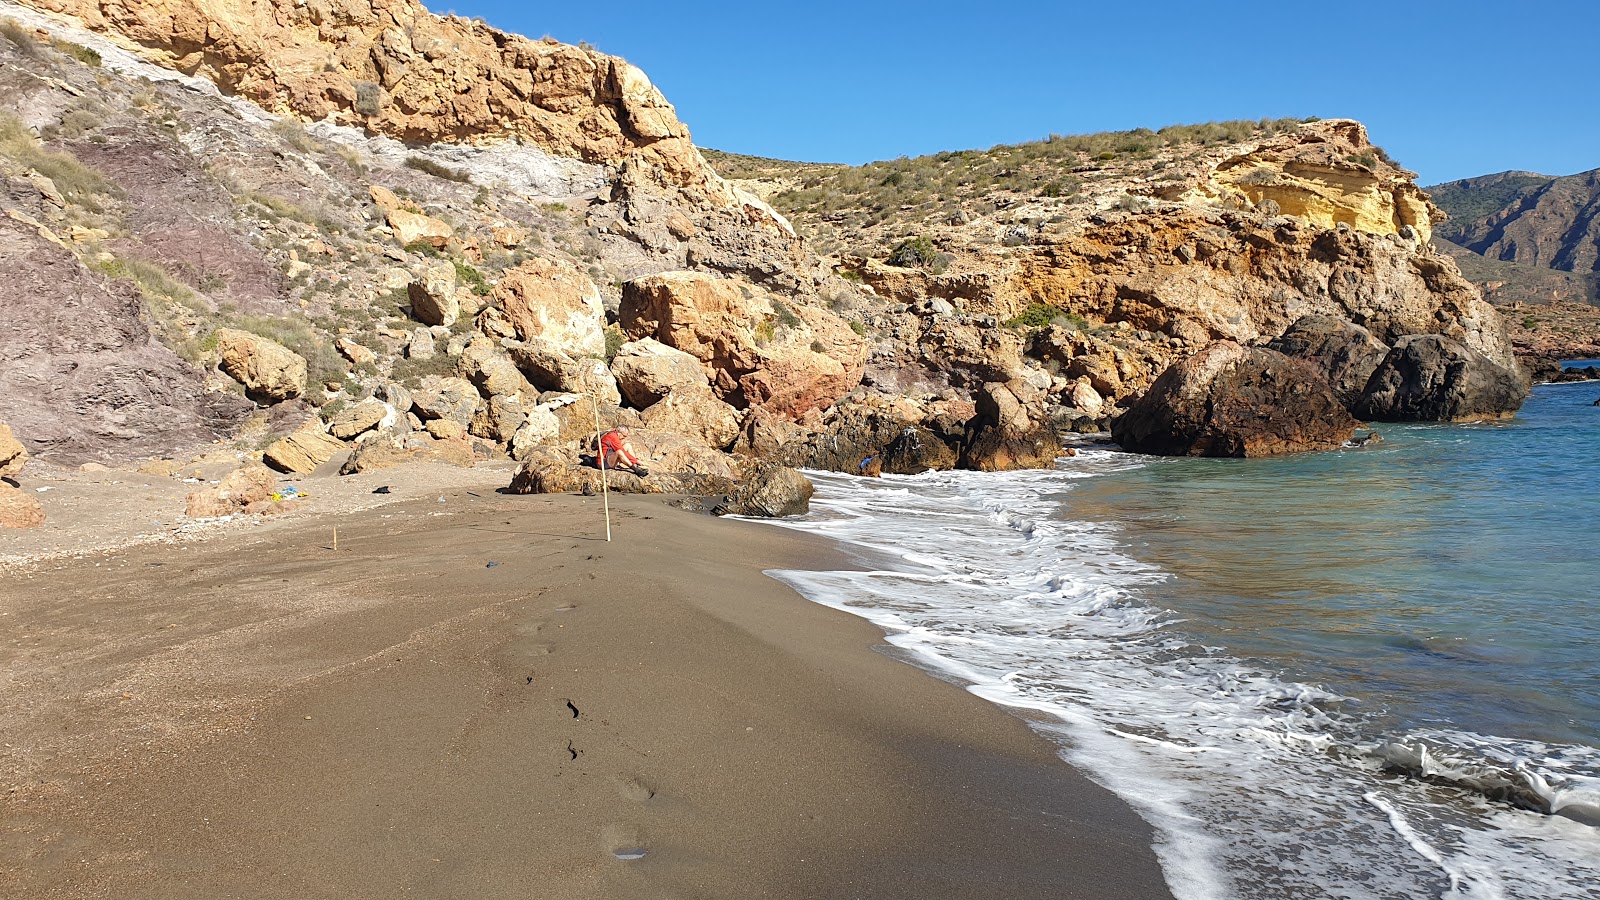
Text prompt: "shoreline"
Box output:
[[0, 479, 1175, 899]]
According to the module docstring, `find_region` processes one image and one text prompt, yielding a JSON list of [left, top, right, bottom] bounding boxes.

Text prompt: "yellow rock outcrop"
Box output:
[[1191, 120, 1439, 242], [19, 0, 736, 202]]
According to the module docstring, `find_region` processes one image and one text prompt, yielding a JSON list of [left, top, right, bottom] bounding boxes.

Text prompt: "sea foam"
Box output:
[[758, 453, 1600, 900]]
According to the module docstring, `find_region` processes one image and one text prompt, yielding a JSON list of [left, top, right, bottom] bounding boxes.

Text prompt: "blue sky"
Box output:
[[427, 1, 1596, 185]]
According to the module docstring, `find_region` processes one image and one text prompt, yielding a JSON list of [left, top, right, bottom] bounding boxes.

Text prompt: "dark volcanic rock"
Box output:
[[1112, 342, 1359, 457], [1267, 315, 1391, 409], [958, 383, 1063, 471], [1354, 335, 1528, 422], [759, 401, 960, 475]]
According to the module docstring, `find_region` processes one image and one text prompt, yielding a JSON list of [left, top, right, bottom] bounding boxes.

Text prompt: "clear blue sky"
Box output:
[[427, 1, 1597, 185]]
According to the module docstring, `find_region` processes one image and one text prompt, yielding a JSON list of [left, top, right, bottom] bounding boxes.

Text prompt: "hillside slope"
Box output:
[[1430, 168, 1600, 278]]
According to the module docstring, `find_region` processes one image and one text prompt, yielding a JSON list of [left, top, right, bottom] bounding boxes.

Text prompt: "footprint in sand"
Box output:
[[601, 823, 647, 861], [611, 775, 656, 803]]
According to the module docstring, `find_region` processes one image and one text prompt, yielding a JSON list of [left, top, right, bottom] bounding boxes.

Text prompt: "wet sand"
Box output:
[[0, 484, 1174, 899]]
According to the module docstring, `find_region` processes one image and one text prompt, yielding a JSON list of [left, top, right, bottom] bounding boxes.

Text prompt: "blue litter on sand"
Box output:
[[485, 561, 500, 568]]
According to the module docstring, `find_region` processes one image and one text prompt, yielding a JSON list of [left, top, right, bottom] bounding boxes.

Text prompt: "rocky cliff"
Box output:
[[0, 0, 1527, 483]]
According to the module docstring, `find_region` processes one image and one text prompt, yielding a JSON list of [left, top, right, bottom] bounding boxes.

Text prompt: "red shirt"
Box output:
[[599, 430, 634, 463]]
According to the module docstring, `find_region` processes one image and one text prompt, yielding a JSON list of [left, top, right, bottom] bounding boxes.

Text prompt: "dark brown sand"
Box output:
[[0, 485, 1175, 899]]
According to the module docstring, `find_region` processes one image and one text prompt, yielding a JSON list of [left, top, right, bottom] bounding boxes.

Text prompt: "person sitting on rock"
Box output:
[[599, 426, 649, 477]]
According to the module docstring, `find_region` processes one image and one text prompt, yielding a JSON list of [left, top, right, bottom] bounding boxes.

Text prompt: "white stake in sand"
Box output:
[[591, 362, 612, 542]]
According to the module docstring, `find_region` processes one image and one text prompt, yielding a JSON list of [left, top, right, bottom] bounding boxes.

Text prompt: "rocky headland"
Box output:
[[0, 0, 1534, 539]]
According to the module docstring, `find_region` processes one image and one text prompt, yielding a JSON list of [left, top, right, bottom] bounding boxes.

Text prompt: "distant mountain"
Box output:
[[1428, 168, 1600, 282]]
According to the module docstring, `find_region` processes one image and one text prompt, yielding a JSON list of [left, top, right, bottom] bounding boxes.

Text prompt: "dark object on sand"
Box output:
[[372, 485, 391, 494]]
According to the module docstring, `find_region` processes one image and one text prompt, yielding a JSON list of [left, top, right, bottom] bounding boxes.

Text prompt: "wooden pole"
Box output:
[[591, 371, 612, 542], [332, 526, 338, 552]]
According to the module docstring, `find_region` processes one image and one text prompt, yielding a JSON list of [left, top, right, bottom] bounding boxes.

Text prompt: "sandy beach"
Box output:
[[0, 477, 1174, 899]]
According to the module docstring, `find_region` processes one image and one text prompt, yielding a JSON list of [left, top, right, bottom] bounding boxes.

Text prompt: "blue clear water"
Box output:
[[1064, 380, 1600, 750], [764, 378, 1600, 898]]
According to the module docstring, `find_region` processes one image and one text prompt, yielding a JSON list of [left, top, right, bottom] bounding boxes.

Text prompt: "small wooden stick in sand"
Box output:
[[332, 526, 338, 552]]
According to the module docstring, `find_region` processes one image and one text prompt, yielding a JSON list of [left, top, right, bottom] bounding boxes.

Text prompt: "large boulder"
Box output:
[[758, 396, 960, 475], [411, 376, 481, 427], [505, 339, 622, 406], [216, 328, 307, 403], [0, 421, 28, 478], [327, 399, 391, 440], [639, 383, 743, 449], [1267, 315, 1392, 410], [609, 338, 709, 408], [0, 483, 44, 528], [263, 421, 347, 473], [619, 272, 866, 418], [712, 461, 814, 517], [339, 435, 476, 474], [1113, 341, 1359, 457], [493, 258, 606, 357], [1354, 334, 1528, 422], [959, 382, 1063, 471], [505, 447, 811, 517], [408, 261, 459, 327], [458, 338, 531, 401], [184, 464, 275, 518]]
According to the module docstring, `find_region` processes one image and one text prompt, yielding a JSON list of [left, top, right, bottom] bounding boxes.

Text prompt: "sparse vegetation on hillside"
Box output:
[[0, 112, 117, 209], [1428, 173, 1553, 239]]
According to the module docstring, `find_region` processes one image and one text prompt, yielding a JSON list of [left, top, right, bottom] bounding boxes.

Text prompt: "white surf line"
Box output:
[[1364, 791, 1483, 899]]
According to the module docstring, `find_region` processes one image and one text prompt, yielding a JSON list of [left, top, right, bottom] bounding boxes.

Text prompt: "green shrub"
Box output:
[[1004, 303, 1090, 332], [353, 81, 384, 117], [603, 324, 624, 361], [271, 120, 318, 154], [849, 320, 868, 337], [49, 37, 100, 67], [404, 155, 471, 183], [887, 235, 939, 268], [453, 261, 491, 296], [0, 113, 116, 209], [771, 299, 803, 329]]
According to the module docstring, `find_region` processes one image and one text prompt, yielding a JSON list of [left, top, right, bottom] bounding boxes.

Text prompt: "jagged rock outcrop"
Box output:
[[21, 0, 752, 205], [1354, 335, 1527, 422], [1267, 315, 1392, 409], [263, 420, 346, 473], [0, 422, 29, 477], [620, 271, 867, 419], [1193, 120, 1438, 243], [1113, 342, 1359, 457], [216, 328, 307, 403], [184, 463, 275, 517]]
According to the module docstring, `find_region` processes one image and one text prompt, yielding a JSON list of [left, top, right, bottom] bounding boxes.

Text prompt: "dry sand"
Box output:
[[0, 476, 1175, 899]]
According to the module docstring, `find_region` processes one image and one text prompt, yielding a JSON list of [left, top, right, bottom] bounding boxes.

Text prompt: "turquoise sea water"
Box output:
[[766, 377, 1600, 899], [1066, 378, 1600, 751]]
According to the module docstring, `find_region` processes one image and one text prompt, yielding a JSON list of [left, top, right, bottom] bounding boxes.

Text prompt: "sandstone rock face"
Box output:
[[1113, 342, 1359, 457], [609, 338, 708, 408], [411, 376, 480, 426], [335, 337, 377, 367], [1354, 335, 1528, 423], [506, 446, 811, 517], [263, 422, 347, 473], [1267, 315, 1392, 409], [184, 463, 274, 517], [1198, 120, 1438, 242], [0, 483, 46, 528], [0, 422, 29, 477], [494, 259, 606, 357], [327, 399, 390, 440], [505, 339, 621, 406], [639, 384, 743, 449], [216, 328, 307, 403], [408, 262, 459, 327], [23, 0, 751, 205], [620, 272, 866, 419], [759, 395, 963, 475]]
